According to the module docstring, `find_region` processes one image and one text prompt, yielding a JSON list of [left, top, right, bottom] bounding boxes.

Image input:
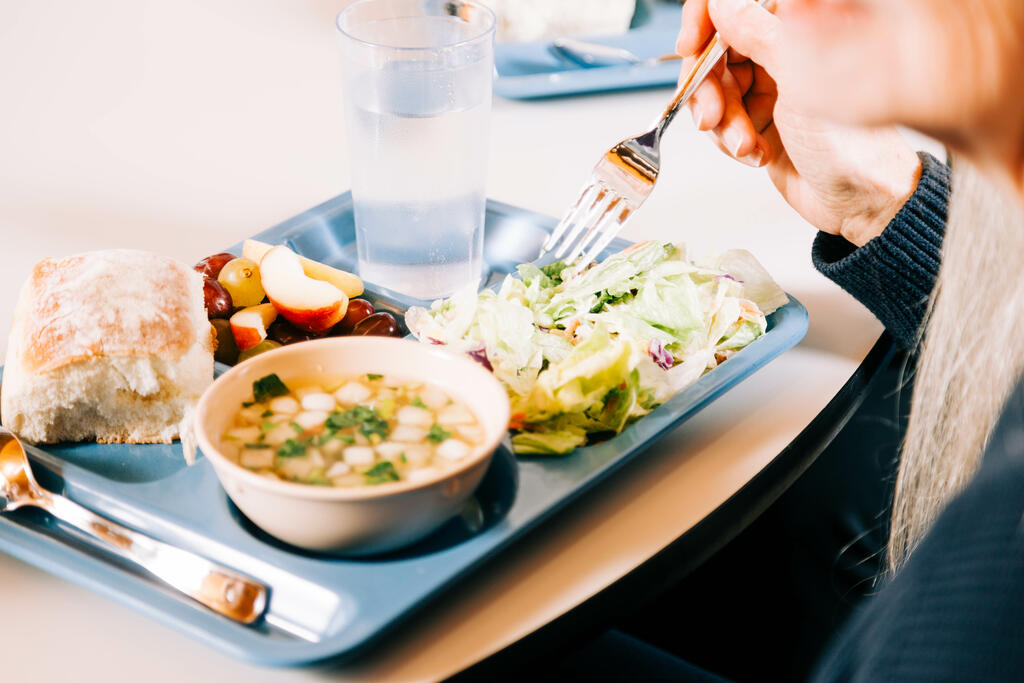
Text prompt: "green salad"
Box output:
[[405, 241, 787, 455]]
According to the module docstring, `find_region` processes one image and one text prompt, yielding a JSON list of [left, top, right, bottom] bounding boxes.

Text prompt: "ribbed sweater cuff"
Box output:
[[812, 152, 950, 349]]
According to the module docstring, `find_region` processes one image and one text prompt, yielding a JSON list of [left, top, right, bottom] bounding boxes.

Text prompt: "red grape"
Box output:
[[203, 277, 233, 319], [267, 318, 321, 346], [351, 312, 400, 337], [194, 252, 237, 281], [210, 318, 239, 365], [332, 299, 375, 335]]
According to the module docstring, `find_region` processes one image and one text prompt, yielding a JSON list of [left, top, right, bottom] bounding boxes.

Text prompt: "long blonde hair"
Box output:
[[888, 158, 1024, 572]]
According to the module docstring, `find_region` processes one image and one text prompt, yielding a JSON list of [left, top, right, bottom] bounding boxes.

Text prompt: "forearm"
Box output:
[[812, 153, 951, 349]]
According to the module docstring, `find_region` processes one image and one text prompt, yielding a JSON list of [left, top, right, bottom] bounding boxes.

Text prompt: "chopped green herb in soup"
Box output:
[[221, 373, 484, 487]]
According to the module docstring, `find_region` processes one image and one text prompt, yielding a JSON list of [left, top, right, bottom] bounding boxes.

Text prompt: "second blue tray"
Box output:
[[494, 0, 683, 100], [0, 193, 807, 666]]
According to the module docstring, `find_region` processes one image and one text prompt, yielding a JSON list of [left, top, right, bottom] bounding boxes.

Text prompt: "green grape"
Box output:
[[217, 257, 266, 307], [237, 339, 282, 364]]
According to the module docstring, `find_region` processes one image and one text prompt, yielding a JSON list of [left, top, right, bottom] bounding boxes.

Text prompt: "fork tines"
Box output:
[[540, 184, 635, 270]]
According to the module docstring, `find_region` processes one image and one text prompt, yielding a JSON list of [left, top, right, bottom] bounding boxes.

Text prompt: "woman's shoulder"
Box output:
[[979, 376, 1024, 471]]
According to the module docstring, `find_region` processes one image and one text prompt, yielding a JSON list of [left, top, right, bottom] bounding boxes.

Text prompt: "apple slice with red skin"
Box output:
[[230, 302, 278, 351], [242, 239, 363, 297], [259, 246, 349, 334]]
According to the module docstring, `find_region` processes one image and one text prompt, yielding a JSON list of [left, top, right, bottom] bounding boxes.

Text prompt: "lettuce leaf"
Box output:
[[715, 249, 788, 314], [524, 324, 632, 422], [512, 425, 588, 455]]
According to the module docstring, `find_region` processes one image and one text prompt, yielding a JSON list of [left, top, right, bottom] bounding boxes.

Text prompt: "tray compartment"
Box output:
[[35, 440, 188, 484]]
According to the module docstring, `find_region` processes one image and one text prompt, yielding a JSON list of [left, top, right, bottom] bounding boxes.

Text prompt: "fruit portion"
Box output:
[[230, 302, 279, 351], [299, 256, 365, 298], [211, 318, 240, 364], [194, 252, 236, 281], [237, 339, 282, 364], [259, 246, 348, 334], [243, 239, 363, 297], [351, 311, 400, 337], [203, 278, 233, 319], [193, 241, 401, 365], [218, 257, 266, 308], [332, 298, 375, 335], [267, 318, 320, 346]]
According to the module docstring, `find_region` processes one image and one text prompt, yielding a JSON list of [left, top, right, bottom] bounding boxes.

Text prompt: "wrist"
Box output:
[[839, 149, 923, 248]]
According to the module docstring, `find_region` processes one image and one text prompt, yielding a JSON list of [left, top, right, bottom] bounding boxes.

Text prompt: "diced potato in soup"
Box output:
[[268, 396, 301, 414], [221, 373, 482, 487]]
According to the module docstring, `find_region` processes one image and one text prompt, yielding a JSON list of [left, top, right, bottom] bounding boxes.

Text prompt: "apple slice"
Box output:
[[242, 239, 364, 297], [259, 246, 349, 334], [230, 303, 278, 351]]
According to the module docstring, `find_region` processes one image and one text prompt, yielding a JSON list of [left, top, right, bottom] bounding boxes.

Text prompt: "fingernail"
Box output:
[[723, 128, 743, 157], [740, 148, 764, 167]]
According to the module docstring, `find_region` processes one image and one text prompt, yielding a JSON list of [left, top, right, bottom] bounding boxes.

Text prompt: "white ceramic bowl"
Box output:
[[195, 336, 510, 555]]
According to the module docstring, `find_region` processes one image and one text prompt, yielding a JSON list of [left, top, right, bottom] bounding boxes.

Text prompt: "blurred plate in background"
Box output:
[[494, 0, 682, 99]]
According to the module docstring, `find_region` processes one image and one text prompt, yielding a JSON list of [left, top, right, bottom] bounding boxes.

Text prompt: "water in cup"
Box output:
[[339, 9, 494, 300]]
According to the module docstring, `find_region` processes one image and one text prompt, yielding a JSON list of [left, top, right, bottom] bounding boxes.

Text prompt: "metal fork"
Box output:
[[539, 0, 774, 269]]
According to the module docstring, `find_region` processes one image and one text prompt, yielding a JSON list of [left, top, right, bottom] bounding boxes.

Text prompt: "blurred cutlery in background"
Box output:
[[549, 37, 681, 68]]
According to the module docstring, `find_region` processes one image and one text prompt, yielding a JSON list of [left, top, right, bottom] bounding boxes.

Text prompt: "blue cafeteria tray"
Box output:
[[494, 0, 683, 100], [0, 192, 808, 666]]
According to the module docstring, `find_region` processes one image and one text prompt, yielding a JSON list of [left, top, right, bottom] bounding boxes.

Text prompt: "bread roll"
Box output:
[[0, 249, 214, 462]]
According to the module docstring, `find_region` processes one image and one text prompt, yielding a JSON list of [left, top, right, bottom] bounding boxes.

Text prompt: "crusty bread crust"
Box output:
[[0, 249, 214, 460], [20, 251, 198, 375]]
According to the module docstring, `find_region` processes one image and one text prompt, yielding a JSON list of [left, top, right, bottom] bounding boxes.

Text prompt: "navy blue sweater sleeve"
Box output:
[[812, 153, 950, 349]]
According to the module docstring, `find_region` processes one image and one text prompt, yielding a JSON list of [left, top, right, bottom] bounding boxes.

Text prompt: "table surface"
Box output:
[[0, 2, 939, 681]]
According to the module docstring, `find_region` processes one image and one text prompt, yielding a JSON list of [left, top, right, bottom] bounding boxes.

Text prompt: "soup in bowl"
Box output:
[[195, 336, 510, 555]]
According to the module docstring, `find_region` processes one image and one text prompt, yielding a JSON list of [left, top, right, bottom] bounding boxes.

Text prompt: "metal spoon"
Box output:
[[0, 427, 267, 624], [549, 37, 682, 68]]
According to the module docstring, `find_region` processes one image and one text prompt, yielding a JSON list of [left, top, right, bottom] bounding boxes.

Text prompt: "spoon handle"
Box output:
[[38, 491, 267, 624]]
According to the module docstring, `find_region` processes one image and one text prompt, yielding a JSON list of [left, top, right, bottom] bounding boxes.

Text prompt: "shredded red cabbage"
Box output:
[[427, 337, 445, 345], [467, 347, 494, 372], [649, 339, 674, 370]]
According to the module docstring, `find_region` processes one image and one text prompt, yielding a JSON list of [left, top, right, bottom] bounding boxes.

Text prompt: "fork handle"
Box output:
[[36, 491, 267, 624], [655, 0, 776, 138]]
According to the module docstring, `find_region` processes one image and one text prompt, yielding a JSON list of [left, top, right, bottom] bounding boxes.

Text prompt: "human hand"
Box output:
[[677, 0, 921, 247]]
